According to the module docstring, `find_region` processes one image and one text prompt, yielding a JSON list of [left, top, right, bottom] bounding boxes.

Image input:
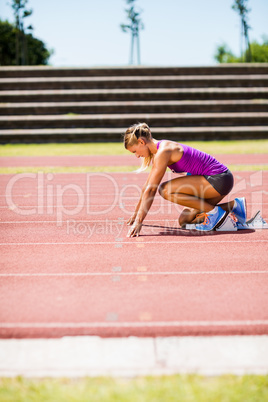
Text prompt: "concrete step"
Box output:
[[1, 64, 268, 78], [1, 112, 268, 129], [1, 100, 267, 115], [1, 126, 268, 143], [1, 75, 268, 90], [1, 87, 268, 103], [1, 65, 267, 142]]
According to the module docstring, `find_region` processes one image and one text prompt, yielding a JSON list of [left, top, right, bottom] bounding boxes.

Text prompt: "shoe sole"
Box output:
[[235, 197, 247, 224], [214, 211, 229, 230], [243, 197, 247, 223]]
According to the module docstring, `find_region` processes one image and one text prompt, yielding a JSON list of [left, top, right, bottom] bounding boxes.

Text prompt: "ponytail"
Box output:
[[123, 123, 154, 173]]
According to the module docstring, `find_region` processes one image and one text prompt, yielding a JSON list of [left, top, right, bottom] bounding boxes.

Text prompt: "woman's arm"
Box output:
[[127, 169, 154, 225], [127, 150, 171, 237]]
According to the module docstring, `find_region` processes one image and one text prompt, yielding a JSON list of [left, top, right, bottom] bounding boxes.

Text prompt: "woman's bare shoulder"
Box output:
[[156, 140, 184, 165], [157, 139, 183, 152]]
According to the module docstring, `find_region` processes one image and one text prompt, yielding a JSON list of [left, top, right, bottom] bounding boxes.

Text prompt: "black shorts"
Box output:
[[204, 169, 234, 196]]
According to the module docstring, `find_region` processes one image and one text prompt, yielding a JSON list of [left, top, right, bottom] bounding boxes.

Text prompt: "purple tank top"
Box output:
[[157, 140, 228, 176]]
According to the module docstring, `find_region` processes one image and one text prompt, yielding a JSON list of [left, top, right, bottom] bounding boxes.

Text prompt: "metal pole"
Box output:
[[241, 19, 244, 62], [137, 31, 141, 65], [130, 32, 134, 64]]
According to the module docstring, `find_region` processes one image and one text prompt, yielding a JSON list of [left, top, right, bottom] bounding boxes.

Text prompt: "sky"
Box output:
[[1, 0, 267, 67]]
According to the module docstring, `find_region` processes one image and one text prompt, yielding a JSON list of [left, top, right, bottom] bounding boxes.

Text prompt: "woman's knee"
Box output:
[[158, 181, 169, 198]]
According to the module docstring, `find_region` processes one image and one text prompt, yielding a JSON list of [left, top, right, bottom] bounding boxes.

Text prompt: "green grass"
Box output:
[[0, 375, 267, 402], [1, 140, 268, 157]]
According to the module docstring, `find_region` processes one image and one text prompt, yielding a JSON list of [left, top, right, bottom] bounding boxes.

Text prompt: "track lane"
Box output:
[[0, 169, 267, 339], [0, 274, 268, 338], [0, 241, 267, 274]]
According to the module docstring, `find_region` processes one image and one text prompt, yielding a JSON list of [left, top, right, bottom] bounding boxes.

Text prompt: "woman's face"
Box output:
[[127, 139, 150, 158]]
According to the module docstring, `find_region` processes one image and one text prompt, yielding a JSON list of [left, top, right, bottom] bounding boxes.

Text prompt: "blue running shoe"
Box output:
[[232, 197, 247, 224], [195, 206, 228, 231]]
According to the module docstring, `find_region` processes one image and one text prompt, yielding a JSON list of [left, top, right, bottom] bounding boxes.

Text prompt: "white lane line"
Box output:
[[0, 271, 267, 277], [1, 320, 268, 328], [0, 240, 267, 246]]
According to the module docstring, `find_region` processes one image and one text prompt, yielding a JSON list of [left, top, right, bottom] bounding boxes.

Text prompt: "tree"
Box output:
[[214, 44, 237, 64], [232, 0, 252, 62], [120, 0, 144, 65], [0, 19, 52, 65], [214, 37, 268, 63], [248, 37, 268, 62]]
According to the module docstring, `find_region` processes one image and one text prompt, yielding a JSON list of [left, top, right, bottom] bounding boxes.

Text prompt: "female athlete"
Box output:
[[124, 122, 247, 238]]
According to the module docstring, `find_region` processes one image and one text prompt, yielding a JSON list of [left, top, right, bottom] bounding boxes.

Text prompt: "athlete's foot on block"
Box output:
[[180, 212, 210, 229], [232, 197, 247, 224], [195, 206, 228, 232], [193, 212, 207, 224]]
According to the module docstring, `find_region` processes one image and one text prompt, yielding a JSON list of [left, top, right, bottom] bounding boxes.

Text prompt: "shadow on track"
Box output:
[[141, 223, 255, 237]]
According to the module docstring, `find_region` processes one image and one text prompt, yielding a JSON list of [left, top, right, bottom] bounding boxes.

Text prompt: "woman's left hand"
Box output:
[[127, 221, 142, 238]]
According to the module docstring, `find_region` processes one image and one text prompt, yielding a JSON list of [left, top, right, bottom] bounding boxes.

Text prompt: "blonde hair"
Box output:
[[124, 122, 154, 172]]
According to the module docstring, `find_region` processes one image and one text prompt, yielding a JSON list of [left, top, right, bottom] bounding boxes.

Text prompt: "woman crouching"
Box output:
[[124, 122, 246, 238]]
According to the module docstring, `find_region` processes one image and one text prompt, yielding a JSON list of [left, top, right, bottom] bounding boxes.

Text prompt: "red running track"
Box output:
[[0, 169, 268, 338]]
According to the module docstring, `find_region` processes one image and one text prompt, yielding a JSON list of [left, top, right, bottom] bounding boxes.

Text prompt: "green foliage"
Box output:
[[246, 37, 268, 62], [0, 19, 52, 65], [214, 44, 238, 63], [0, 20, 16, 65], [0, 0, 52, 65], [25, 32, 52, 65], [214, 37, 268, 63]]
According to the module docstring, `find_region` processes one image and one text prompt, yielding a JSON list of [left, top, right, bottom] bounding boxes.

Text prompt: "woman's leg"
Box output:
[[178, 207, 204, 227], [158, 175, 234, 226], [159, 175, 223, 211]]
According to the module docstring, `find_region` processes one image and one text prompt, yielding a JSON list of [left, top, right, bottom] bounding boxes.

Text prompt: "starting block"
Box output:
[[185, 210, 268, 232], [236, 210, 268, 230], [216, 214, 237, 231]]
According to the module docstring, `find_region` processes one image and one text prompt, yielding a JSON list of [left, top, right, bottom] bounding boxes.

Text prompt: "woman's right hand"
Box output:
[[127, 213, 137, 226]]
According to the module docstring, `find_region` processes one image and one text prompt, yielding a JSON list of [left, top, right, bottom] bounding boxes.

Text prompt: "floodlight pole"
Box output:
[[232, 0, 252, 62], [130, 31, 141, 65], [121, 0, 144, 66], [130, 32, 134, 65], [136, 31, 141, 65]]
